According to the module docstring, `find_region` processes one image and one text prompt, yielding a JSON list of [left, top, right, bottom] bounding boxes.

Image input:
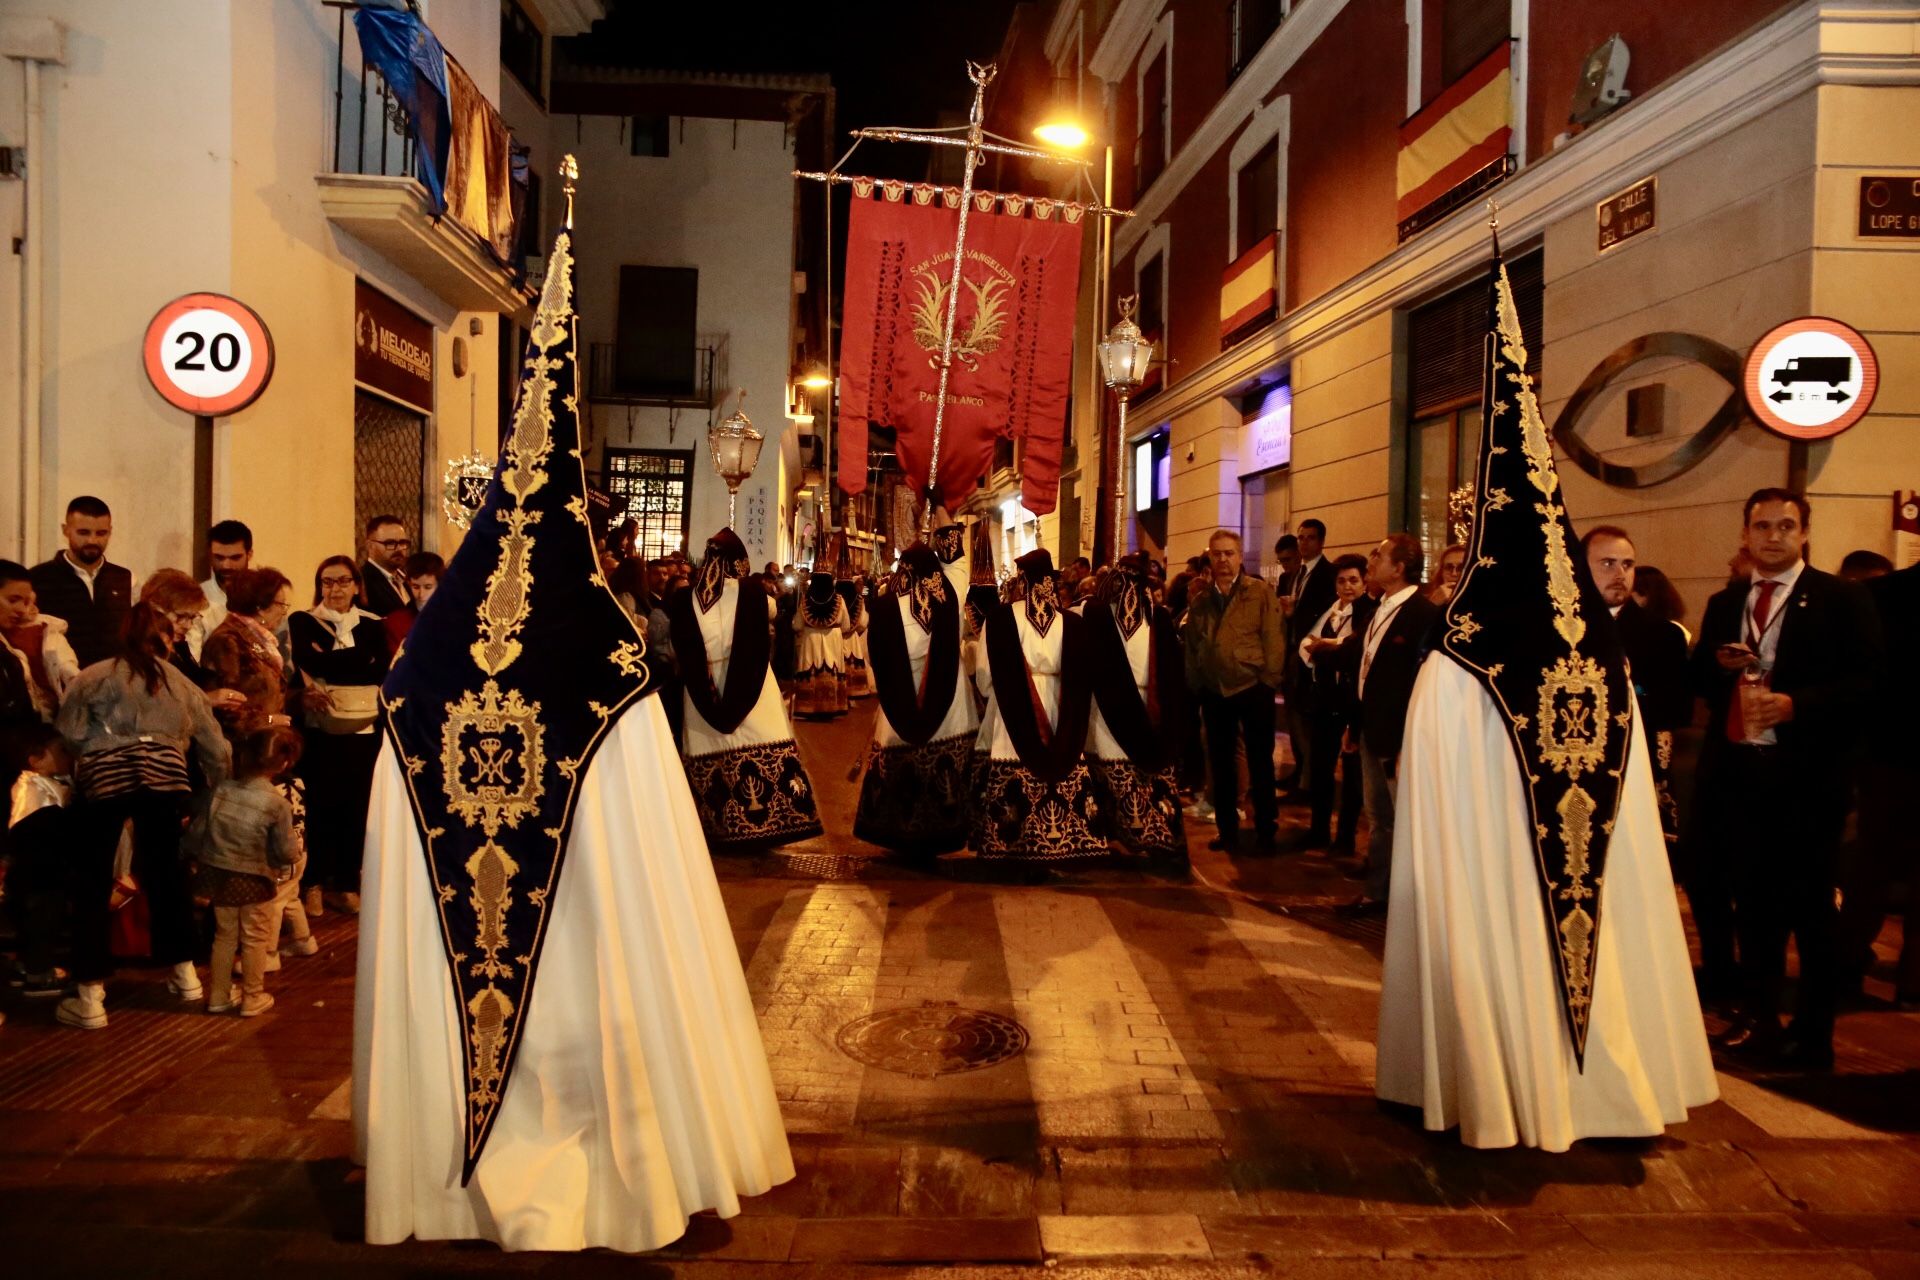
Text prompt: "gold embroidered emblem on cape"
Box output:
[[1437, 258, 1635, 1067], [379, 216, 655, 1184]]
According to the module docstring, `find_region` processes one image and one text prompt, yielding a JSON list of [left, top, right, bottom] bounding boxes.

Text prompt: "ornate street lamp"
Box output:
[[1098, 295, 1155, 556], [707, 388, 765, 528]]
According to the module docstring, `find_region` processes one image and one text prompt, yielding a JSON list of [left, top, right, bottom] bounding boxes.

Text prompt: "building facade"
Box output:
[[988, 0, 1920, 625], [530, 57, 833, 568], [0, 0, 825, 584]]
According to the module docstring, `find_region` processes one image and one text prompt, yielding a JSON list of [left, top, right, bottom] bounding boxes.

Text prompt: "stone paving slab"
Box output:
[[2, 702, 1919, 1273]]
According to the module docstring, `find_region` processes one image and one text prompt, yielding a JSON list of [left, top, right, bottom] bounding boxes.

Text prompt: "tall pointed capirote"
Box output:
[[379, 157, 660, 1183], [1436, 240, 1634, 1068]]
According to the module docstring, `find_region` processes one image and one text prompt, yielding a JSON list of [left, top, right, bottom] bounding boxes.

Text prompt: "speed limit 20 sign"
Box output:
[[143, 293, 275, 416]]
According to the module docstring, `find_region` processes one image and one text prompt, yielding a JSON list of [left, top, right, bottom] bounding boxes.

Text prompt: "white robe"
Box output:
[[682, 579, 790, 757], [974, 608, 1063, 762], [1375, 657, 1718, 1150], [353, 695, 794, 1251], [871, 591, 979, 751], [1086, 613, 1150, 761], [792, 596, 849, 675]]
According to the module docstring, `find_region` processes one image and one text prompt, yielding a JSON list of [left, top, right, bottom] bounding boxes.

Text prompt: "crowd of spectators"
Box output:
[[3, 488, 1913, 1075], [0, 501, 444, 1030]]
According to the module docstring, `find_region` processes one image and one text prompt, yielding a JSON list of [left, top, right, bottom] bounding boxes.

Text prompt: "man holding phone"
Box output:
[[1687, 488, 1882, 1071]]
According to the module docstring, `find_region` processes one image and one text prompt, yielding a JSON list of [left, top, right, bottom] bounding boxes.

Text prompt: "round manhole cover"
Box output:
[[835, 1006, 1029, 1078]]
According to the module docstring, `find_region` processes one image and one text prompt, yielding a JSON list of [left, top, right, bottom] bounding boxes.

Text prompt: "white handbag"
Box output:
[[310, 679, 380, 734]]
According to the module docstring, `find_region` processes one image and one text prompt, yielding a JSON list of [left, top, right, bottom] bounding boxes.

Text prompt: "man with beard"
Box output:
[[1085, 553, 1187, 870], [671, 528, 822, 850], [186, 519, 256, 661], [1583, 526, 1689, 844], [31, 495, 133, 670], [970, 548, 1104, 865], [358, 515, 412, 616]]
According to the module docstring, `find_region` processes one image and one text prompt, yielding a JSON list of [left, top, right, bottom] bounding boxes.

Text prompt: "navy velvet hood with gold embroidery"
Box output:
[[379, 216, 660, 1183], [1438, 256, 1632, 1068]]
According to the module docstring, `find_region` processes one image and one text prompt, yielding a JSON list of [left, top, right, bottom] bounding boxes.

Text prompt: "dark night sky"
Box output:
[[563, 1, 1026, 179]]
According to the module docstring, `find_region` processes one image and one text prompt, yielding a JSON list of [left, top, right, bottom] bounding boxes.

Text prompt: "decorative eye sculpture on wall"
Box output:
[[1549, 332, 1747, 489]]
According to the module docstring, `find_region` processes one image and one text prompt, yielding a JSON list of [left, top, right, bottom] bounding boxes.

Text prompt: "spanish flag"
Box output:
[[1220, 230, 1279, 345], [1396, 43, 1512, 233]]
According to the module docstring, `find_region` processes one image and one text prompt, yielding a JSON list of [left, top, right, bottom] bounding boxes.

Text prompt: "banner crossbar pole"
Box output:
[[790, 169, 1135, 221], [853, 127, 1082, 167]]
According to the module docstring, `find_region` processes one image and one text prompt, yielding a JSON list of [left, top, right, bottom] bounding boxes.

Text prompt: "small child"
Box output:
[[5, 723, 78, 1009], [274, 776, 317, 963], [190, 727, 303, 1017]]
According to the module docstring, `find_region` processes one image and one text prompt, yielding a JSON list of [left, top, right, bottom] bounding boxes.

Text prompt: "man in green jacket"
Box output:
[[1182, 529, 1287, 852]]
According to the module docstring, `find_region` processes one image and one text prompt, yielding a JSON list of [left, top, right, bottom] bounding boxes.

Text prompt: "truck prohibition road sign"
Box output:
[[1742, 316, 1878, 441], [142, 293, 275, 416]]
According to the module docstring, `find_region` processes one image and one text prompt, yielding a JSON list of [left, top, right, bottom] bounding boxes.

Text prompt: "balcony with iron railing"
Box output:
[[315, 1, 534, 318], [586, 334, 730, 423]]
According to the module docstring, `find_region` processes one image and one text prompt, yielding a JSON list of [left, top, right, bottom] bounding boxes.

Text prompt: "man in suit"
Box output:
[[1337, 533, 1441, 915], [1584, 525, 1690, 841], [29, 495, 133, 670], [359, 514, 411, 616], [1690, 488, 1882, 1071], [1290, 552, 1374, 852], [1279, 520, 1335, 799]]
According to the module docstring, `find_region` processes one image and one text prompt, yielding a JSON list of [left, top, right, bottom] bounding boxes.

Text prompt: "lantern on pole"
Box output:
[[1098, 295, 1155, 556], [707, 388, 765, 528]]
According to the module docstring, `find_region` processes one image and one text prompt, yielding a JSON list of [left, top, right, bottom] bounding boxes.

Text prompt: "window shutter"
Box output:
[[1441, 0, 1509, 86], [1408, 251, 1543, 419]]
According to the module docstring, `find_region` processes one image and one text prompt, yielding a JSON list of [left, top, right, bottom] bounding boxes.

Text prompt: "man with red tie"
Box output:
[[1688, 488, 1883, 1071]]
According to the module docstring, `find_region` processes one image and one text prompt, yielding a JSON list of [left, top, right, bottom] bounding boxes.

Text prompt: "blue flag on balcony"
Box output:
[[353, 4, 452, 215]]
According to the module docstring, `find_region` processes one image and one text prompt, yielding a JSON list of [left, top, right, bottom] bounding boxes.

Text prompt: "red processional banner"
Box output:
[[838, 191, 1083, 514]]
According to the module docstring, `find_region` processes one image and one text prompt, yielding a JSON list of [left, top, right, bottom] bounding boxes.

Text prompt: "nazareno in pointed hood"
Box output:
[[1436, 251, 1633, 1070], [379, 195, 660, 1184]]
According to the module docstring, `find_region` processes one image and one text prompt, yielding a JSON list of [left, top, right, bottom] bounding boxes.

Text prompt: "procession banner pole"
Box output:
[[790, 170, 1135, 222], [796, 64, 1137, 538], [918, 61, 994, 532]]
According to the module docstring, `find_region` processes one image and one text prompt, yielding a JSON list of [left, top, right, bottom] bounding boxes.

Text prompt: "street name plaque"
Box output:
[[1858, 176, 1920, 238], [1597, 176, 1656, 251]]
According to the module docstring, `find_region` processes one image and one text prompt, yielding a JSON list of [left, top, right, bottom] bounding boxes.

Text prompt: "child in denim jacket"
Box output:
[[190, 728, 303, 1017]]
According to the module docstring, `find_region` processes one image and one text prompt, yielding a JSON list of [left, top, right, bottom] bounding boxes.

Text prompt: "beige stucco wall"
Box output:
[[1540, 91, 1815, 628], [0, 0, 234, 571], [1807, 81, 1920, 564], [0, 0, 510, 583], [1540, 83, 1920, 630], [1289, 311, 1395, 563]]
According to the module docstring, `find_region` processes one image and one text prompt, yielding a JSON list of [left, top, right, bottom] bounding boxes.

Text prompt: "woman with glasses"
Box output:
[[289, 556, 387, 917]]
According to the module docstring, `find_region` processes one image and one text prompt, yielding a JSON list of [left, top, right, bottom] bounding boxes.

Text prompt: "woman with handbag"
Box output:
[[289, 556, 386, 917]]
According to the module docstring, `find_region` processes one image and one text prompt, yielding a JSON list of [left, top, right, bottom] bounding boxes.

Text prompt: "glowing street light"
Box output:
[[1033, 119, 1091, 150]]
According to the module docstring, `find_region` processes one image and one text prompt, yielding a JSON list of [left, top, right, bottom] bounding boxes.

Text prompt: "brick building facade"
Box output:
[[978, 0, 1920, 624]]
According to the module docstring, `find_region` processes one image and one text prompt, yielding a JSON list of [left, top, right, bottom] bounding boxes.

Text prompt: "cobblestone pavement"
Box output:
[[4, 700, 1919, 1278]]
